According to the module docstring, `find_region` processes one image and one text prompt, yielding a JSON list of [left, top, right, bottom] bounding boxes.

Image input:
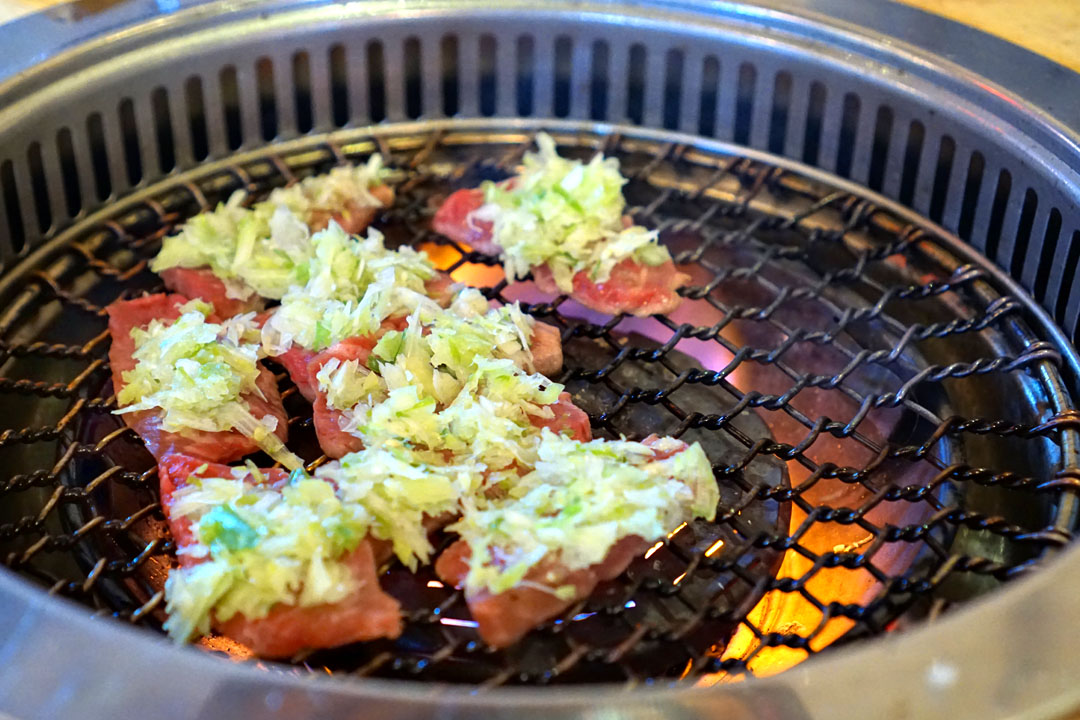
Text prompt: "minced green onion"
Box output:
[[151, 156, 390, 301], [448, 429, 719, 596], [473, 133, 672, 292], [260, 224, 439, 354], [114, 301, 303, 470]]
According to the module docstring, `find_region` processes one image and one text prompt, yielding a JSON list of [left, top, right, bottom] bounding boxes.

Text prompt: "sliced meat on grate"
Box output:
[[527, 391, 592, 442], [159, 185, 396, 318], [528, 320, 564, 377], [435, 435, 688, 648], [435, 535, 648, 649], [264, 272, 455, 404], [107, 293, 289, 464], [158, 454, 403, 658], [306, 329, 578, 460], [307, 183, 395, 235], [157, 454, 291, 561], [158, 267, 265, 319], [308, 336, 379, 459], [433, 187, 689, 317], [431, 187, 500, 254], [214, 541, 401, 658], [274, 345, 321, 402], [530, 259, 689, 318]]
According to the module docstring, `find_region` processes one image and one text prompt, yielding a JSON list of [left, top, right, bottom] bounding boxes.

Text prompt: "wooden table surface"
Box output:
[[0, 0, 1077, 72]]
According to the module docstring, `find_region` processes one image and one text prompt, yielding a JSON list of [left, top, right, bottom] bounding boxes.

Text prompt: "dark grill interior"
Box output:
[[0, 127, 1076, 686]]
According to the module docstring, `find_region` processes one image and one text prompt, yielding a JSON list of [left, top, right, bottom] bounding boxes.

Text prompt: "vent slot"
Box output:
[[360, 43, 384, 123], [698, 56, 720, 138], [898, 120, 925, 207], [220, 66, 243, 150], [479, 34, 497, 117], [403, 38, 422, 119], [151, 88, 176, 173], [293, 51, 315, 132], [802, 81, 826, 165], [663, 49, 684, 130], [26, 143, 52, 235], [329, 45, 349, 127], [867, 105, 893, 192], [984, 169, 1013, 262], [185, 77, 210, 160], [1011, 188, 1039, 278], [590, 41, 610, 121], [256, 58, 279, 140], [928, 135, 956, 223], [957, 150, 985, 240], [1, 160, 25, 254], [733, 62, 756, 146], [1034, 208, 1063, 304], [768, 71, 793, 155], [440, 36, 459, 117], [627, 44, 646, 125], [55, 128, 82, 218], [118, 99, 142, 186], [554, 36, 572, 118], [86, 112, 112, 201], [835, 92, 860, 178], [515, 35, 535, 117]]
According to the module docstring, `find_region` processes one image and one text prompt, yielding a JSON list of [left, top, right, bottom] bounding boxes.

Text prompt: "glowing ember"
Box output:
[[197, 635, 254, 661], [418, 242, 505, 286], [704, 539, 725, 557], [417, 242, 924, 684]]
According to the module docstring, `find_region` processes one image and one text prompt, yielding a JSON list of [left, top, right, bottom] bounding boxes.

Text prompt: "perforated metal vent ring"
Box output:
[[2, 2, 1080, 719]]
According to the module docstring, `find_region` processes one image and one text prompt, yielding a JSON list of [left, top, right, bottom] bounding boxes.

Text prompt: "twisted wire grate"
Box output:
[[0, 126, 1076, 686]]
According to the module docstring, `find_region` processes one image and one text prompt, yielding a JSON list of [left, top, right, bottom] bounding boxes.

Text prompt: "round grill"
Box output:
[[0, 123, 1075, 687]]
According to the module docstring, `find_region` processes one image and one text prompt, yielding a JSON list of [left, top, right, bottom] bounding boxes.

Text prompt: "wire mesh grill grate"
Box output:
[[0, 126, 1076, 686]]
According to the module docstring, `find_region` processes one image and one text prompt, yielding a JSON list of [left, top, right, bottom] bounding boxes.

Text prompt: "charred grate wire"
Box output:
[[0, 127, 1077, 686]]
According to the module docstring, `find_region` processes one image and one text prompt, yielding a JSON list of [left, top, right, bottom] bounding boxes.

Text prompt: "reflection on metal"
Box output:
[[1, 0, 1080, 717]]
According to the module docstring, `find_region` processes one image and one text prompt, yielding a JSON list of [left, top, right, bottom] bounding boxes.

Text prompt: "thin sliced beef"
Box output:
[[528, 392, 592, 442], [433, 187, 688, 317], [158, 454, 290, 565], [159, 184, 395, 317], [158, 454, 402, 658], [274, 346, 320, 403], [436, 535, 648, 649], [435, 435, 687, 648], [107, 294, 288, 463], [531, 258, 688, 317], [529, 321, 563, 377], [431, 187, 500, 254], [308, 341, 582, 460], [215, 542, 401, 658], [158, 267, 265, 319], [265, 273, 453, 403], [307, 183, 394, 235], [308, 337, 378, 459]]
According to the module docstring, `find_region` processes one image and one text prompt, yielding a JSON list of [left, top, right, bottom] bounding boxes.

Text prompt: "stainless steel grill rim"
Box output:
[[0, 1, 1075, 720]]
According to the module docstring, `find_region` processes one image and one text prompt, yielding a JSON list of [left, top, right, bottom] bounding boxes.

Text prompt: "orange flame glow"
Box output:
[[418, 242, 505, 287], [420, 248, 911, 684]]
